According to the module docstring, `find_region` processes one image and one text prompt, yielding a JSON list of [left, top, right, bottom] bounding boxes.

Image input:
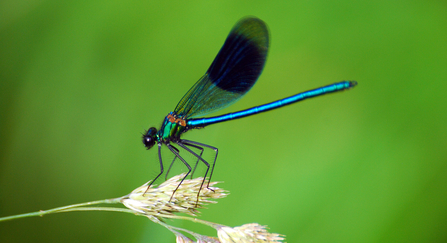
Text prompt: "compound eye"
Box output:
[[142, 127, 157, 149], [143, 136, 155, 149]]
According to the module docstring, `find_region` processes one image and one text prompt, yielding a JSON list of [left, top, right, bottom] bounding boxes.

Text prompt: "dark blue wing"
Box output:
[[174, 17, 269, 118]]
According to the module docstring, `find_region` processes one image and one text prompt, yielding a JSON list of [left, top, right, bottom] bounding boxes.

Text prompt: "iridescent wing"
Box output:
[[174, 17, 269, 118]]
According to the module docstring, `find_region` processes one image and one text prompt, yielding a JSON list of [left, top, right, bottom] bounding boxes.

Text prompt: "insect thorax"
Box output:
[[158, 112, 187, 142]]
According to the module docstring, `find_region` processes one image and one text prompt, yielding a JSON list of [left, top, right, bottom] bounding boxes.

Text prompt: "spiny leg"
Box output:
[[182, 142, 204, 179], [144, 143, 164, 195], [181, 139, 218, 189], [165, 145, 204, 180], [166, 143, 192, 202], [177, 141, 214, 205], [165, 146, 179, 181]]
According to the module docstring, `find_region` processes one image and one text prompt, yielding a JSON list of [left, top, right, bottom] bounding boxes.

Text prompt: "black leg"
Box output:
[[177, 141, 216, 204], [181, 139, 218, 188], [166, 143, 191, 202], [181, 142, 204, 179], [165, 146, 179, 181], [165, 144, 204, 180], [144, 143, 164, 195]]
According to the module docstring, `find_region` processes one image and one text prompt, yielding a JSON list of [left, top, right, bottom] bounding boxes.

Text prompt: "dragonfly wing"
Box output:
[[174, 17, 269, 118]]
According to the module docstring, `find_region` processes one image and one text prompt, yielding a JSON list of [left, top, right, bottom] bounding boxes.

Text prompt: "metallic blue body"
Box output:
[[142, 17, 357, 204], [157, 112, 186, 142], [187, 81, 356, 127]]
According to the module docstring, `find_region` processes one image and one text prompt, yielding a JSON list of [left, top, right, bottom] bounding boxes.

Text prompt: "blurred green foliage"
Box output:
[[1, 1, 446, 242]]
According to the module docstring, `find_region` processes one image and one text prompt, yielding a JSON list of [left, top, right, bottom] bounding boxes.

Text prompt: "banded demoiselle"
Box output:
[[143, 17, 357, 200]]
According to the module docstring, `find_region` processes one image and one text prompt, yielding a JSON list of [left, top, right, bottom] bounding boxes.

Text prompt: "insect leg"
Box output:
[[166, 143, 192, 202], [181, 139, 218, 188], [144, 143, 164, 194]]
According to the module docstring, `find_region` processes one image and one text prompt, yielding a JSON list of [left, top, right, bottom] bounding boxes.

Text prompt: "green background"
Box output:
[[1, 1, 446, 242]]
